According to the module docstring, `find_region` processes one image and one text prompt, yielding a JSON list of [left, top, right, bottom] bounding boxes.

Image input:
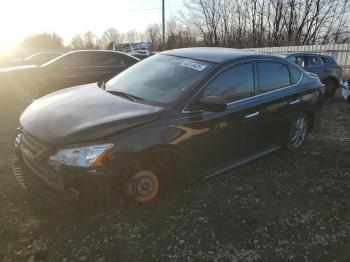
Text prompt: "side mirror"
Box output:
[[199, 96, 227, 112]]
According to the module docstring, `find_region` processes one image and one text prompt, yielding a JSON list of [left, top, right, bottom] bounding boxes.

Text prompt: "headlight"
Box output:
[[48, 143, 114, 168]]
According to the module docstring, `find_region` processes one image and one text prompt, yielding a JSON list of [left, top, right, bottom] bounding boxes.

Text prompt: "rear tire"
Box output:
[[286, 113, 309, 151]]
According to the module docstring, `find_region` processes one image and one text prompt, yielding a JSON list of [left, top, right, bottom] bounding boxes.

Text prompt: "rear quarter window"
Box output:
[[308, 56, 326, 66]]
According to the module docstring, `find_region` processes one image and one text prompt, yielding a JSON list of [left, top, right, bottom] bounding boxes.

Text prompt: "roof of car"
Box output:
[[66, 49, 140, 61], [69, 50, 124, 54], [161, 47, 272, 64], [282, 52, 331, 58]]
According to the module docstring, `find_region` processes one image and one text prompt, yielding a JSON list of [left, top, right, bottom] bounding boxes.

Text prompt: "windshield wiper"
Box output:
[[106, 90, 135, 102]]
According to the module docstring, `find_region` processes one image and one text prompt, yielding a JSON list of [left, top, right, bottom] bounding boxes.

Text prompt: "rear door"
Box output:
[[254, 61, 298, 149]]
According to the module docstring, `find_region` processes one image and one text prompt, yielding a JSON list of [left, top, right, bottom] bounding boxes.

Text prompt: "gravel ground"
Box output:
[[0, 91, 349, 262]]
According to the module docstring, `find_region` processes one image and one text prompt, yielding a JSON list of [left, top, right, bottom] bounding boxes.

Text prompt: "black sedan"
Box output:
[[6, 52, 64, 67], [14, 48, 324, 203], [1, 50, 139, 103]]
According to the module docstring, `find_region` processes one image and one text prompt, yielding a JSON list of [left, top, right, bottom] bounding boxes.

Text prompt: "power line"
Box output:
[[118, 4, 184, 13]]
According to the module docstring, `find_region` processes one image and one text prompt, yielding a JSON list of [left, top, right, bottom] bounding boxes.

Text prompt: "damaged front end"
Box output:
[[13, 129, 115, 198]]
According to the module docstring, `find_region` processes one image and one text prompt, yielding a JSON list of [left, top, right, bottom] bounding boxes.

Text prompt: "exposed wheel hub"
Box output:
[[128, 170, 159, 203], [136, 176, 154, 196]]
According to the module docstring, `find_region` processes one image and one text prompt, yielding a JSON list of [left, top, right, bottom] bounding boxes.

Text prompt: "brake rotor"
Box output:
[[128, 170, 159, 203]]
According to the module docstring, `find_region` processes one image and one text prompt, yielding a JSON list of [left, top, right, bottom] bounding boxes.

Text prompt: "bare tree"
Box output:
[[67, 0, 349, 52], [22, 33, 64, 49], [145, 23, 162, 50], [99, 28, 123, 49], [125, 29, 141, 43], [70, 34, 84, 49], [181, 0, 349, 48], [83, 31, 98, 49]]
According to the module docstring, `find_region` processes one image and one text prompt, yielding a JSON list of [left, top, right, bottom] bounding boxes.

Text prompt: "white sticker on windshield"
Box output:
[[181, 61, 207, 71]]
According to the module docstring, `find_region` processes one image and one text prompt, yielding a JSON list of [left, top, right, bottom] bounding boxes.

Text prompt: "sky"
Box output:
[[0, 0, 184, 52]]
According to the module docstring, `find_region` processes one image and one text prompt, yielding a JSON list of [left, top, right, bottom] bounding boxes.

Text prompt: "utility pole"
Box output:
[[162, 0, 165, 50]]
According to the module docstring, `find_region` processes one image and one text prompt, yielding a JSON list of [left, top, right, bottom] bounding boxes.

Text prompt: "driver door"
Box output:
[[177, 62, 261, 178]]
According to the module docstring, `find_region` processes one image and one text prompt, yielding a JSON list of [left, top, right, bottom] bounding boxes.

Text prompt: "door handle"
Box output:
[[245, 111, 260, 118], [289, 99, 300, 105]]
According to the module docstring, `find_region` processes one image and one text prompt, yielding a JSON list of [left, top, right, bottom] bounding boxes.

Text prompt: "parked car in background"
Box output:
[[281, 53, 342, 98], [0, 50, 139, 103], [14, 48, 324, 203], [7, 52, 64, 67], [128, 51, 154, 60], [113, 42, 153, 60], [340, 79, 350, 103]]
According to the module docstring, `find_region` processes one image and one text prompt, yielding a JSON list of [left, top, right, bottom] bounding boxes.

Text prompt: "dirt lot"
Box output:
[[0, 92, 349, 262]]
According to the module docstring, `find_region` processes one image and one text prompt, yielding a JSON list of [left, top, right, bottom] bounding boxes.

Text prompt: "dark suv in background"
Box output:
[[282, 53, 342, 98]]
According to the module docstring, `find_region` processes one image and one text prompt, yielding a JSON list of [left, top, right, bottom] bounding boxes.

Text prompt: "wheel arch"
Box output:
[[136, 144, 191, 184], [323, 76, 340, 88]]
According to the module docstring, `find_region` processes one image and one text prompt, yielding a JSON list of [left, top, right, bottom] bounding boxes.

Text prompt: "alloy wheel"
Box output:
[[289, 116, 308, 149]]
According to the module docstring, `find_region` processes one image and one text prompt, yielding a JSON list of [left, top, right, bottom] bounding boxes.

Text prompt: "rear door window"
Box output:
[[89, 52, 123, 66], [54, 52, 90, 67], [257, 61, 291, 93], [204, 63, 255, 103], [287, 55, 307, 67]]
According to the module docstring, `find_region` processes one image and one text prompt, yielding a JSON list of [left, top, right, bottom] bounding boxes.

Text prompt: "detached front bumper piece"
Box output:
[[13, 155, 43, 192], [14, 131, 80, 198], [21, 145, 65, 191]]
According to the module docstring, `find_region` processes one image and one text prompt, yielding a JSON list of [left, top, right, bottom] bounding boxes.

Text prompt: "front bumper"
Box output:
[[13, 132, 109, 197], [21, 144, 65, 191]]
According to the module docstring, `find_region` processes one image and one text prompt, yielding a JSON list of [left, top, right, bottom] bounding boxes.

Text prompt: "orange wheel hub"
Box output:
[[128, 170, 159, 203]]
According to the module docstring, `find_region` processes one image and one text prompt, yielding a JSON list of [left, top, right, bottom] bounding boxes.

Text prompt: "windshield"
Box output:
[[105, 54, 215, 104]]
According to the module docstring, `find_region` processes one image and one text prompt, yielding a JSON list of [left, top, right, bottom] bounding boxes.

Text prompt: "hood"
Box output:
[[20, 83, 164, 145], [0, 65, 37, 73]]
